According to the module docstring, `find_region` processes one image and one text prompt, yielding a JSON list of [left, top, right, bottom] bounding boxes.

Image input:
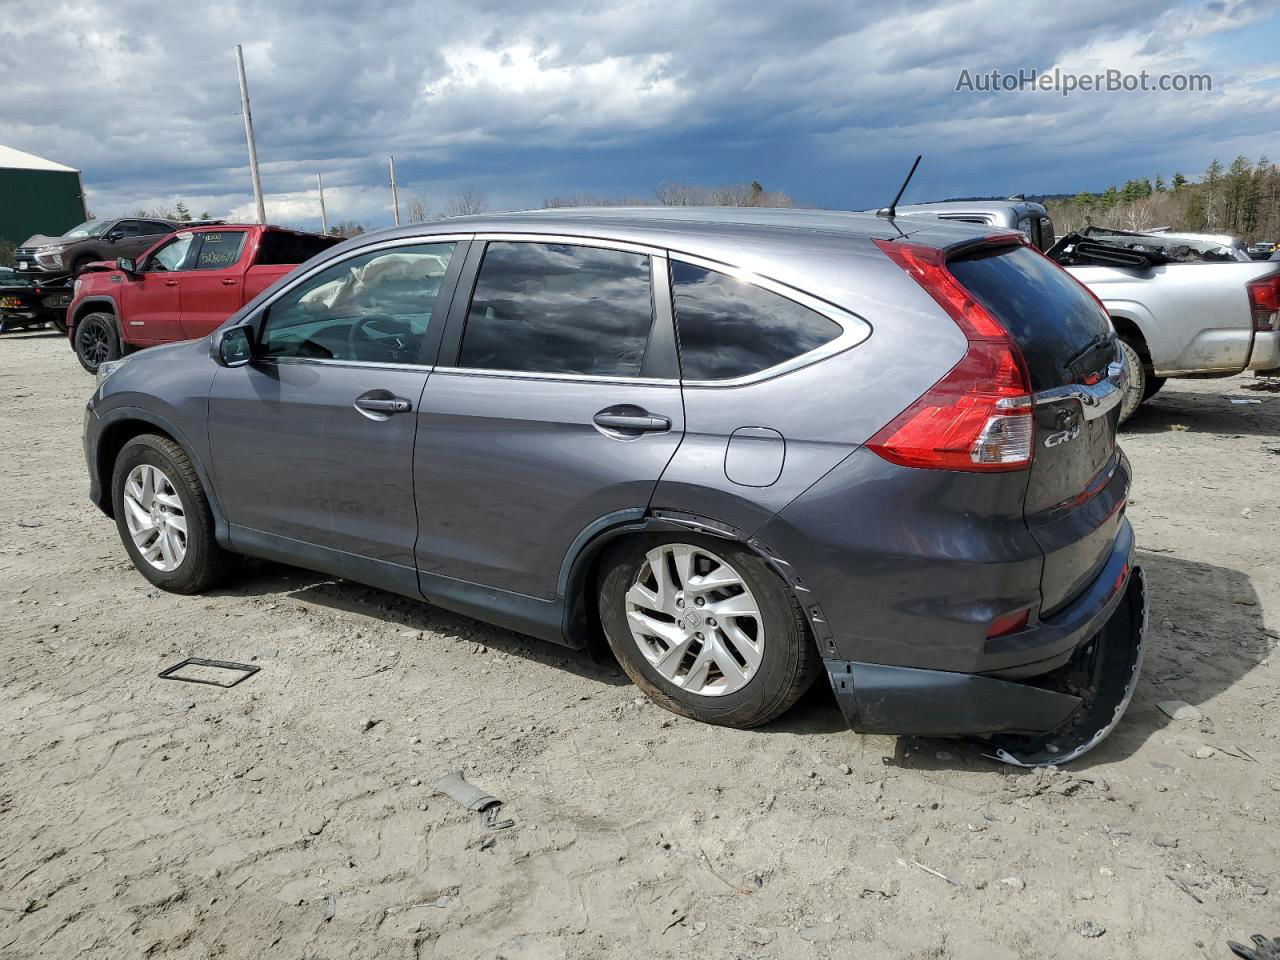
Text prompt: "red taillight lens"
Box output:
[[1246, 273, 1280, 331], [986, 607, 1030, 639], [870, 239, 1035, 472]]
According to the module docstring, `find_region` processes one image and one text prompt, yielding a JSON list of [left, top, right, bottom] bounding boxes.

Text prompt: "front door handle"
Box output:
[[593, 410, 672, 433], [221, 278, 238, 286], [354, 393, 413, 417], [164, 280, 178, 287]]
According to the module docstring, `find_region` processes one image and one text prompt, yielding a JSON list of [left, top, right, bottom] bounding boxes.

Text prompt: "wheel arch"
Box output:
[[558, 509, 835, 660], [71, 296, 121, 337], [93, 408, 228, 543], [1109, 314, 1152, 365]]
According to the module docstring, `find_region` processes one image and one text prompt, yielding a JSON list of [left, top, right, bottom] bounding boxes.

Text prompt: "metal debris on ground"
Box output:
[[158, 657, 260, 688], [1230, 935, 1280, 960], [433, 770, 514, 829]]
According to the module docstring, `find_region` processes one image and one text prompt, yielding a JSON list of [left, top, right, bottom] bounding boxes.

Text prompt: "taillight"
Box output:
[[1246, 273, 1280, 331], [870, 239, 1034, 472]]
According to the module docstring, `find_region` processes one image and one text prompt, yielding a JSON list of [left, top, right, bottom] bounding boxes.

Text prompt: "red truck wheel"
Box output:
[[75, 312, 121, 374]]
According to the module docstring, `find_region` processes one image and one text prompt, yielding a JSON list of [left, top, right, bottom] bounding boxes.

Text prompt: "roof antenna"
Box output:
[[877, 154, 922, 220]]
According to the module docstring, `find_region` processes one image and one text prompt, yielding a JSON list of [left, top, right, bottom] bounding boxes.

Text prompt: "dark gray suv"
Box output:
[[83, 208, 1147, 766]]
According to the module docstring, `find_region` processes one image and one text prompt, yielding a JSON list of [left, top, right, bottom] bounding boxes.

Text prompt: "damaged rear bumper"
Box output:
[[825, 565, 1148, 766]]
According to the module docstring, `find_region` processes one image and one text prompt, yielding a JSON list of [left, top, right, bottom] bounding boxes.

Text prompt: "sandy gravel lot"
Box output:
[[0, 328, 1277, 960]]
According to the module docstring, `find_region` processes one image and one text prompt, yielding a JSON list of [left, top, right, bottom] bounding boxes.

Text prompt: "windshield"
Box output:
[[62, 219, 110, 239]]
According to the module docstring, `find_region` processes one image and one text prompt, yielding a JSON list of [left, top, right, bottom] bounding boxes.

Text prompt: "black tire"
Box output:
[[50, 316, 67, 334], [1117, 339, 1146, 424], [71, 255, 95, 276], [1142, 375, 1166, 401], [110, 434, 233, 594], [598, 534, 820, 728], [75, 312, 120, 373]]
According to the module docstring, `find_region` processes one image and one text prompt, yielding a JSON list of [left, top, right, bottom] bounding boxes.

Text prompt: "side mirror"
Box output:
[[105, 231, 122, 243], [116, 257, 137, 275], [211, 323, 255, 368]]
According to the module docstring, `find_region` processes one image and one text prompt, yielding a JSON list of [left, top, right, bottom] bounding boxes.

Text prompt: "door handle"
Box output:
[[221, 278, 238, 286], [593, 410, 672, 432], [355, 396, 412, 414], [164, 280, 178, 287]]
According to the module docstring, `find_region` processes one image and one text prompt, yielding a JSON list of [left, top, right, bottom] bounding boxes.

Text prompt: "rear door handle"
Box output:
[[593, 411, 672, 432], [164, 280, 178, 287], [221, 278, 238, 286]]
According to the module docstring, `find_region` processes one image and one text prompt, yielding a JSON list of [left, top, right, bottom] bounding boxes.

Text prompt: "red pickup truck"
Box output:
[[67, 223, 339, 372]]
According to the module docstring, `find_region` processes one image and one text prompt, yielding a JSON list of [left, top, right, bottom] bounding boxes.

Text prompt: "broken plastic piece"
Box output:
[[989, 567, 1148, 767], [432, 771, 500, 812]]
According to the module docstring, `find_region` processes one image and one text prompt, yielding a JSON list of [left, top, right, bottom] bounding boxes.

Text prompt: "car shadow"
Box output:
[[888, 549, 1271, 772], [1122, 389, 1279, 438], [0, 328, 62, 339], [207, 559, 629, 687]]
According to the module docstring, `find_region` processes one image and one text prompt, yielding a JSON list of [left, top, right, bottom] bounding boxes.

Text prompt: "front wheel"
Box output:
[[74, 312, 120, 373], [1117, 339, 1147, 424], [111, 434, 233, 594], [598, 535, 820, 729]]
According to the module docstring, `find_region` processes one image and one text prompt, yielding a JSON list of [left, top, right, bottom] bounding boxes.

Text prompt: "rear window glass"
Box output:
[[460, 242, 654, 377], [255, 231, 342, 266], [671, 262, 842, 380], [194, 231, 248, 269], [948, 245, 1113, 389]]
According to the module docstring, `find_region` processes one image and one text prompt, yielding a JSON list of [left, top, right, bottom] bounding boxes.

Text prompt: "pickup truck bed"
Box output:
[[1049, 231, 1280, 418], [67, 224, 338, 372]]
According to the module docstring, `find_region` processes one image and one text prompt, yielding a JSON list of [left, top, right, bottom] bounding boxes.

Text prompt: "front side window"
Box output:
[[459, 242, 654, 377], [193, 231, 248, 270], [670, 262, 842, 380], [147, 233, 196, 272], [260, 242, 456, 364], [114, 221, 143, 237], [141, 221, 175, 235]]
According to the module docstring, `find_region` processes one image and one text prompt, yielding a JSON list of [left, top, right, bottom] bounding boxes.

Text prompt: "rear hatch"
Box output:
[[947, 243, 1125, 615]]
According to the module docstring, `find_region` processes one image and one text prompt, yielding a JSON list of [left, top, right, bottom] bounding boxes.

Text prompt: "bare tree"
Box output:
[[441, 189, 486, 218], [329, 220, 367, 237], [1124, 196, 1157, 232], [406, 196, 430, 223]]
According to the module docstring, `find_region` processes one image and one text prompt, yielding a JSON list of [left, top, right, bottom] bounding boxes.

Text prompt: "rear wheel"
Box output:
[[74, 312, 120, 373], [111, 434, 233, 594], [1117, 339, 1146, 423], [598, 535, 820, 728]]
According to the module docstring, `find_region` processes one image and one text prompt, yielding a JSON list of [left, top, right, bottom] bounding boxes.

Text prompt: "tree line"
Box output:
[[1046, 156, 1280, 242]]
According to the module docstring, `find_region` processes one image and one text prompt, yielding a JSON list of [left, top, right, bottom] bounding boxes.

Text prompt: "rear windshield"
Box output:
[[254, 231, 341, 266], [948, 245, 1113, 389]]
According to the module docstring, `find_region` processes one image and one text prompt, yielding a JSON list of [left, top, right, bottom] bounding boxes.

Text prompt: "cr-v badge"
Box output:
[[1044, 424, 1081, 448]]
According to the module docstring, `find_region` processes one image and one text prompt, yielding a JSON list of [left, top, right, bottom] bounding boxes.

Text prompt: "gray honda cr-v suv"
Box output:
[[84, 207, 1147, 766]]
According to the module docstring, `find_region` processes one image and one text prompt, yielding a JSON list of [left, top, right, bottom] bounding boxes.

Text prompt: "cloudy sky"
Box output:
[[3, 0, 1278, 231]]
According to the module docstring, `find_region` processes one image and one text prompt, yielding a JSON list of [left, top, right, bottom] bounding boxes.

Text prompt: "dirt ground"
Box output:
[[0, 328, 1276, 960]]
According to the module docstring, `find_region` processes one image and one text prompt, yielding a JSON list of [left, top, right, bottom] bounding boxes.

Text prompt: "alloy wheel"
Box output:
[[121, 464, 188, 572], [80, 323, 110, 365], [624, 543, 764, 697]]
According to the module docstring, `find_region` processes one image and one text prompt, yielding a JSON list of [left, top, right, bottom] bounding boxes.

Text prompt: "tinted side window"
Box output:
[[670, 262, 842, 380], [459, 242, 653, 377], [261, 243, 456, 364], [193, 231, 248, 269], [114, 221, 143, 237], [254, 231, 341, 266], [141, 221, 174, 236]]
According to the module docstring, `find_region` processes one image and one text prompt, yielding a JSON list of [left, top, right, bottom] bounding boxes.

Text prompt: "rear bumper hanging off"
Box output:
[[825, 566, 1148, 766]]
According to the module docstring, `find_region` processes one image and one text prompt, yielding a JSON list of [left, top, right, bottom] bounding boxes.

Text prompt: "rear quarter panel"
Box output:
[[651, 237, 968, 537]]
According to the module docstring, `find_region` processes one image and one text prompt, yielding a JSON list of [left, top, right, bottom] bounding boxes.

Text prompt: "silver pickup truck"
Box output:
[[890, 201, 1280, 420]]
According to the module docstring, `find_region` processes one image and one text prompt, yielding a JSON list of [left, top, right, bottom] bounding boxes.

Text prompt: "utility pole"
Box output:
[[317, 173, 329, 234], [235, 43, 267, 225], [388, 155, 401, 226]]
